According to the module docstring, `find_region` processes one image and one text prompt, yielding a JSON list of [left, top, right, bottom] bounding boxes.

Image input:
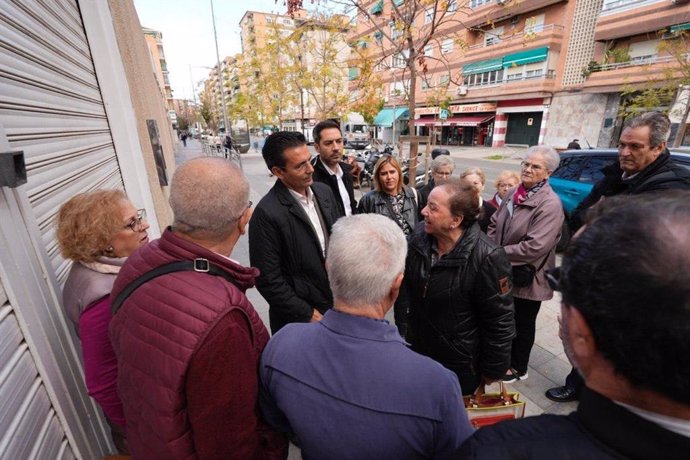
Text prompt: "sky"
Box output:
[[132, 0, 294, 102]]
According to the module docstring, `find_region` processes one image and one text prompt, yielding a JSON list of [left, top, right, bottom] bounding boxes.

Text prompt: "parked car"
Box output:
[[551, 148, 690, 250]]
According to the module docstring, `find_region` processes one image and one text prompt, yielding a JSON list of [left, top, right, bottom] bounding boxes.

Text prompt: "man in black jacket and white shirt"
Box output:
[[310, 119, 357, 217], [249, 132, 340, 333], [459, 192, 690, 459]]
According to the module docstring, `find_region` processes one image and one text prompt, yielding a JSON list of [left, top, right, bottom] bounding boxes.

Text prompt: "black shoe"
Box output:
[[545, 385, 580, 402]]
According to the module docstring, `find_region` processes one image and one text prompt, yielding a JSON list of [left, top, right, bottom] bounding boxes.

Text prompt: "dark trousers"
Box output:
[[565, 367, 585, 391], [511, 297, 542, 374]]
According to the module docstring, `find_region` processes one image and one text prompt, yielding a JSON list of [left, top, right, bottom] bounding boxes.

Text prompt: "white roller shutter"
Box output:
[[0, 0, 125, 285]]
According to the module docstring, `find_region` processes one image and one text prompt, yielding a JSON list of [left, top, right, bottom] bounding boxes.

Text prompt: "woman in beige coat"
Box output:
[[488, 145, 564, 382]]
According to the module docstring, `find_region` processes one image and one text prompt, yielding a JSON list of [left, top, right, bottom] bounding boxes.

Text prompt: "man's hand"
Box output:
[[310, 309, 323, 322]]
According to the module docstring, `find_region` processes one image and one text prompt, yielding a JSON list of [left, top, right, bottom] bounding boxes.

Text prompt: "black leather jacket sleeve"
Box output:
[[472, 246, 516, 380]]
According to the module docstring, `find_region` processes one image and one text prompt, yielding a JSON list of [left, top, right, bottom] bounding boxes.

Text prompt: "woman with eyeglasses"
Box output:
[[488, 170, 520, 209], [488, 146, 564, 384], [58, 190, 150, 454], [357, 155, 419, 236]]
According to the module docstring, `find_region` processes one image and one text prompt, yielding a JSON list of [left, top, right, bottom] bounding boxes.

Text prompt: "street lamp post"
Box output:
[[210, 0, 230, 134]]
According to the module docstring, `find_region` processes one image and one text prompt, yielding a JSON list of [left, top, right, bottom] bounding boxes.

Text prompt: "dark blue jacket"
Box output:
[[260, 309, 473, 460]]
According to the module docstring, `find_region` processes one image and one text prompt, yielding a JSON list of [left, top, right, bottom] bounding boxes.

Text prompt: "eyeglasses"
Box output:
[[520, 161, 546, 171], [124, 209, 146, 232]]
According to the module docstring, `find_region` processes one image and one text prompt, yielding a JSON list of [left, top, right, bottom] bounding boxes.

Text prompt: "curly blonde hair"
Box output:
[[57, 190, 127, 263]]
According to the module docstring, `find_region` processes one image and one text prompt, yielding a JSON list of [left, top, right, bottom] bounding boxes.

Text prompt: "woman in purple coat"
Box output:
[[488, 146, 564, 383]]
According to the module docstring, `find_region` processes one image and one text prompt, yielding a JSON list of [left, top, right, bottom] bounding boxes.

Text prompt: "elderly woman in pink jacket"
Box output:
[[488, 145, 564, 383], [58, 190, 150, 454]]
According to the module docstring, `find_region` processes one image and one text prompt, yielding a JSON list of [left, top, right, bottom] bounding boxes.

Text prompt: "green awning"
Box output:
[[374, 30, 384, 41], [503, 46, 548, 68], [462, 58, 503, 75], [373, 108, 409, 127], [370, 0, 383, 14], [348, 68, 360, 81], [670, 23, 690, 33], [392, 0, 404, 5]]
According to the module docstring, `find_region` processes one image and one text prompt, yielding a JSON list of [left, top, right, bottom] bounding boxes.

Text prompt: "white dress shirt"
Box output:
[[323, 161, 352, 216], [288, 187, 326, 256]]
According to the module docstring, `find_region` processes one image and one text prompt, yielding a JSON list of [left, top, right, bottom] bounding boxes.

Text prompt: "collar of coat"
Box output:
[[311, 155, 353, 175], [408, 221, 482, 267], [506, 181, 554, 209]]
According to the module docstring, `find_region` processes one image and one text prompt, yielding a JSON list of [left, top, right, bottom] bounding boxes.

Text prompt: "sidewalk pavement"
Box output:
[[174, 137, 204, 166]]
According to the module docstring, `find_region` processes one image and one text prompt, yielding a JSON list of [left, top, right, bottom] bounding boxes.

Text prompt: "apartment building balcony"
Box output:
[[450, 70, 557, 103], [464, 0, 565, 29], [595, 0, 690, 41], [464, 24, 564, 62], [583, 53, 688, 92]]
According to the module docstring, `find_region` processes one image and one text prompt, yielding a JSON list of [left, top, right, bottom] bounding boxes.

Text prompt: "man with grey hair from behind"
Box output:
[[259, 214, 473, 460], [110, 157, 287, 459]]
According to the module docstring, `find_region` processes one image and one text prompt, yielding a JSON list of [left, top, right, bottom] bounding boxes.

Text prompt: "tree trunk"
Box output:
[[407, 42, 418, 183]]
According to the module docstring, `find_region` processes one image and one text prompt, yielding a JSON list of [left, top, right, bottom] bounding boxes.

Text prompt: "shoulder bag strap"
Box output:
[[111, 259, 238, 315]]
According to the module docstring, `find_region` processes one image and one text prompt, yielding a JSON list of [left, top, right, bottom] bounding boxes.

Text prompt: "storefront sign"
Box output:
[[415, 107, 439, 117], [449, 102, 497, 113]]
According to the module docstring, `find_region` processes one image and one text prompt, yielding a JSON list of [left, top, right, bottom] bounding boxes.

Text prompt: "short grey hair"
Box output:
[[431, 155, 455, 173], [169, 157, 249, 240], [526, 145, 560, 172], [626, 112, 671, 148], [326, 214, 407, 306]]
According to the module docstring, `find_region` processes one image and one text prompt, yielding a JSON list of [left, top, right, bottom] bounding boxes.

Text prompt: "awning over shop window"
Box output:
[[462, 58, 502, 75], [373, 108, 409, 127], [370, 0, 384, 15], [670, 23, 690, 33], [348, 68, 359, 81], [437, 115, 494, 127], [502, 47, 548, 68], [393, 0, 405, 5], [374, 30, 384, 40]]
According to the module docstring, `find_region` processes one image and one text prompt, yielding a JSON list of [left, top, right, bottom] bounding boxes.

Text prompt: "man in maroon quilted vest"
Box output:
[[110, 157, 287, 459]]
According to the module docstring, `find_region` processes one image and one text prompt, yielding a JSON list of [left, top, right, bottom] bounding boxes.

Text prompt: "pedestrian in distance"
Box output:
[[488, 145, 564, 384], [58, 190, 151, 454], [181, 132, 187, 147], [398, 178, 515, 394], [546, 111, 690, 403], [357, 155, 419, 236], [311, 119, 357, 217], [260, 214, 474, 460], [459, 192, 690, 459], [567, 138, 581, 149], [109, 157, 287, 459], [249, 131, 340, 333]]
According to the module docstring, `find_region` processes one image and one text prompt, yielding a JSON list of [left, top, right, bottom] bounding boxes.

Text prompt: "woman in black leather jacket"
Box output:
[[357, 155, 418, 235], [397, 178, 516, 395]]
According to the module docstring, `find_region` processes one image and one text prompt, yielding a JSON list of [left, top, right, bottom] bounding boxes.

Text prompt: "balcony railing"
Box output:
[[464, 69, 556, 88], [601, 0, 663, 16], [589, 53, 688, 72], [467, 24, 564, 51]]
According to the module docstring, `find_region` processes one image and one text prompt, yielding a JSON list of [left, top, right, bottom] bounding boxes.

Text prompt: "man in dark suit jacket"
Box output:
[[249, 131, 340, 333], [310, 119, 357, 217]]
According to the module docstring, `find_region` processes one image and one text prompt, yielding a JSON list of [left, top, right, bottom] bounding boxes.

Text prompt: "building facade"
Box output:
[[143, 27, 175, 115], [348, 0, 690, 149]]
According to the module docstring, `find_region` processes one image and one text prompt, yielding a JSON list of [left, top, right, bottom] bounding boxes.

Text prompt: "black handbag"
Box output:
[[511, 264, 536, 287]]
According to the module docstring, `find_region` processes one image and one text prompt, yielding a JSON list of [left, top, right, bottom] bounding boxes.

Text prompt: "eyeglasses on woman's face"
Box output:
[[124, 209, 147, 232], [520, 161, 546, 172]]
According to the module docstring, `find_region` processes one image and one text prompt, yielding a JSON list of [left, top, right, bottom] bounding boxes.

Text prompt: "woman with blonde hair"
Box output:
[[460, 167, 496, 232], [488, 170, 521, 208], [58, 189, 150, 454], [357, 155, 419, 235]]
